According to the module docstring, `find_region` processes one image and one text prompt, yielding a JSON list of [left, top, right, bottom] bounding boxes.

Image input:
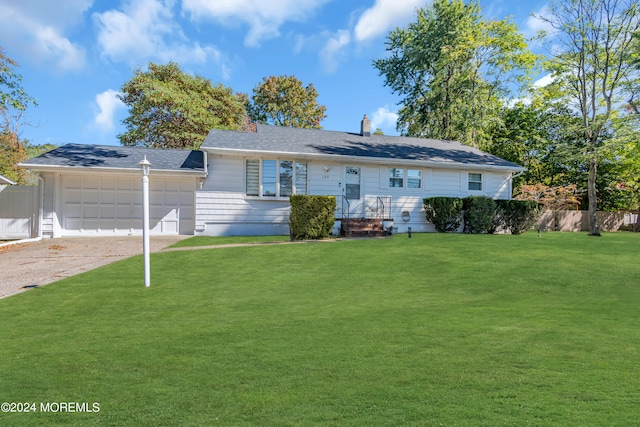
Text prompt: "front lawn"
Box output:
[[1, 232, 639, 425]]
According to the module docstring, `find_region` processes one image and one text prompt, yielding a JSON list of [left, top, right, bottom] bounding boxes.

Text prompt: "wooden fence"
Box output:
[[536, 210, 638, 232], [0, 184, 40, 239]]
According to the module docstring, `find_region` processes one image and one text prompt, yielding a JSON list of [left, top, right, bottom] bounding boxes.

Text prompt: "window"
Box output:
[[279, 160, 293, 197], [468, 173, 482, 191], [345, 166, 361, 200], [262, 160, 277, 196], [246, 159, 307, 197], [407, 169, 422, 189], [388, 167, 422, 189], [246, 160, 259, 196], [295, 162, 307, 194], [389, 168, 403, 188]]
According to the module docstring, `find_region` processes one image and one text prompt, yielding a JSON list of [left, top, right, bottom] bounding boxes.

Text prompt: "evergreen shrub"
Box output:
[[289, 195, 336, 240], [463, 196, 497, 234], [496, 199, 540, 235], [423, 197, 464, 232]]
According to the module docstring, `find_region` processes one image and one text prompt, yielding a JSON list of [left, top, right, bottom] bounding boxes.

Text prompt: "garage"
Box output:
[[20, 143, 206, 238], [61, 174, 196, 236]]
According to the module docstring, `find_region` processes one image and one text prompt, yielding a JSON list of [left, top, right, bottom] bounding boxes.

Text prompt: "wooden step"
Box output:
[[341, 218, 389, 238]]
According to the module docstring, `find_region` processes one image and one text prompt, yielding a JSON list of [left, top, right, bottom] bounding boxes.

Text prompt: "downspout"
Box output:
[[203, 150, 208, 182], [510, 170, 524, 197], [194, 150, 208, 234], [35, 174, 44, 239]]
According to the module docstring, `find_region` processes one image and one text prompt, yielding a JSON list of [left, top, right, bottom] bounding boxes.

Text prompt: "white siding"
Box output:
[[487, 172, 512, 199], [433, 169, 463, 195], [308, 162, 342, 196], [202, 156, 244, 192], [195, 191, 291, 236], [196, 154, 518, 236]]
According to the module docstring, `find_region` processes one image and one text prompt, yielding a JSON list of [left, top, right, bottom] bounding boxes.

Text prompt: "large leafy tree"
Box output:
[[118, 62, 246, 149], [247, 75, 326, 129], [373, 0, 536, 149], [1, 47, 36, 112], [0, 130, 28, 184], [492, 99, 640, 212], [537, 0, 640, 235], [1, 46, 37, 184]]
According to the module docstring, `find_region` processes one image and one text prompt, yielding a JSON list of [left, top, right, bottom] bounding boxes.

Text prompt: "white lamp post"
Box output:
[[139, 156, 152, 287]]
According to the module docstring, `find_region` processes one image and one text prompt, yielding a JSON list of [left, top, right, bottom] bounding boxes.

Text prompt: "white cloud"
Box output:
[[319, 30, 351, 74], [524, 6, 555, 39], [94, 89, 125, 131], [370, 106, 399, 133], [0, 0, 89, 72], [182, 0, 331, 47], [533, 73, 555, 88], [94, 0, 224, 69], [354, 0, 425, 42]]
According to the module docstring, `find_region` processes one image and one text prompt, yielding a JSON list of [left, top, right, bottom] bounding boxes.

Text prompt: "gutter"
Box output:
[[17, 163, 207, 177], [202, 147, 524, 173]]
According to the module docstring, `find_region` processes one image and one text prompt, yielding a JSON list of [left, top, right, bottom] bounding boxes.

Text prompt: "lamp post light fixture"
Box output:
[[139, 156, 151, 287]]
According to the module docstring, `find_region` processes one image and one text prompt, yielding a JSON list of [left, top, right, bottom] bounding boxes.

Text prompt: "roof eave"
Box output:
[[18, 163, 207, 177], [201, 147, 525, 173]]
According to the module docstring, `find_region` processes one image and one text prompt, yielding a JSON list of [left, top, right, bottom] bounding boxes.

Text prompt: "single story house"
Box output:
[[20, 116, 524, 237]]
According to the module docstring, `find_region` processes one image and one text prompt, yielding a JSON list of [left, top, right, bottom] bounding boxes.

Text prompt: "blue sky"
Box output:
[[0, 0, 549, 147]]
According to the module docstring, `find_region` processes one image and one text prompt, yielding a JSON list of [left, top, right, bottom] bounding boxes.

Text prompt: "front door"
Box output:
[[344, 166, 364, 217]]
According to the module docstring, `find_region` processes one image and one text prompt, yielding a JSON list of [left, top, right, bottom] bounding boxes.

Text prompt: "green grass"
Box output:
[[1, 232, 639, 426], [169, 234, 292, 248]]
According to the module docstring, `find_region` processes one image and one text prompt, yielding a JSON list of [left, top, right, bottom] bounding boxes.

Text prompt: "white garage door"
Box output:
[[61, 174, 195, 236]]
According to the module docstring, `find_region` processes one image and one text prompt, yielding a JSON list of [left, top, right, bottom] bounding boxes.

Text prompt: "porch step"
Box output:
[[341, 217, 389, 238]]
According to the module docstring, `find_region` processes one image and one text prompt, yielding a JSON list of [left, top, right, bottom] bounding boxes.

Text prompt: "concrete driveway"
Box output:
[[0, 235, 188, 299]]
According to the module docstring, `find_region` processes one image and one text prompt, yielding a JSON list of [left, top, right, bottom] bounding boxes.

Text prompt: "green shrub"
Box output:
[[423, 197, 464, 232], [289, 195, 336, 240], [496, 199, 540, 235], [463, 196, 497, 234]]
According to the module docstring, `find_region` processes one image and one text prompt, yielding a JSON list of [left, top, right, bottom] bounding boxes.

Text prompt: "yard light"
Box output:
[[139, 156, 152, 287]]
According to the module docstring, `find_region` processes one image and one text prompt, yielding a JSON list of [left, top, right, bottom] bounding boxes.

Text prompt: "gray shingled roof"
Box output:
[[20, 143, 205, 174], [201, 124, 523, 171]]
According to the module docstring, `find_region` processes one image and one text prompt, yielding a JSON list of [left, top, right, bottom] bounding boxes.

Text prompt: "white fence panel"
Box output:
[[0, 185, 40, 239]]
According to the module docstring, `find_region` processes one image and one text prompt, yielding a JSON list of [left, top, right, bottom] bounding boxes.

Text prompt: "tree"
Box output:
[[1, 46, 36, 184], [1, 47, 36, 112], [537, 0, 640, 235], [118, 62, 246, 149], [0, 129, 28, 184], [373, 0, 536, 149], [247, 75, 326, 129]]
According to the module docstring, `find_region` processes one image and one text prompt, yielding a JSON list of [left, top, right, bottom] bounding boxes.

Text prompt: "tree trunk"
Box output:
[[587, 158, 600, 236]]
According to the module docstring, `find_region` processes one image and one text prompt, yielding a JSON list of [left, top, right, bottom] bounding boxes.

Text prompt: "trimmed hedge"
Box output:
[[424, 196, 539, 235], [289, 195, 336, 240], [423, 197, 464, 233], [496, 199, 540, 235], [463, 196, 497, 234]]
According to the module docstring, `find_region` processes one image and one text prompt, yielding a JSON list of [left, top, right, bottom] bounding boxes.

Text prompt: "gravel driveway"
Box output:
[[0, 235, 188, 299]]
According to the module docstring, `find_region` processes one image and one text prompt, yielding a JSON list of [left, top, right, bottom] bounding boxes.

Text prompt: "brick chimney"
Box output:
[[360, 114, 370, 137]]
